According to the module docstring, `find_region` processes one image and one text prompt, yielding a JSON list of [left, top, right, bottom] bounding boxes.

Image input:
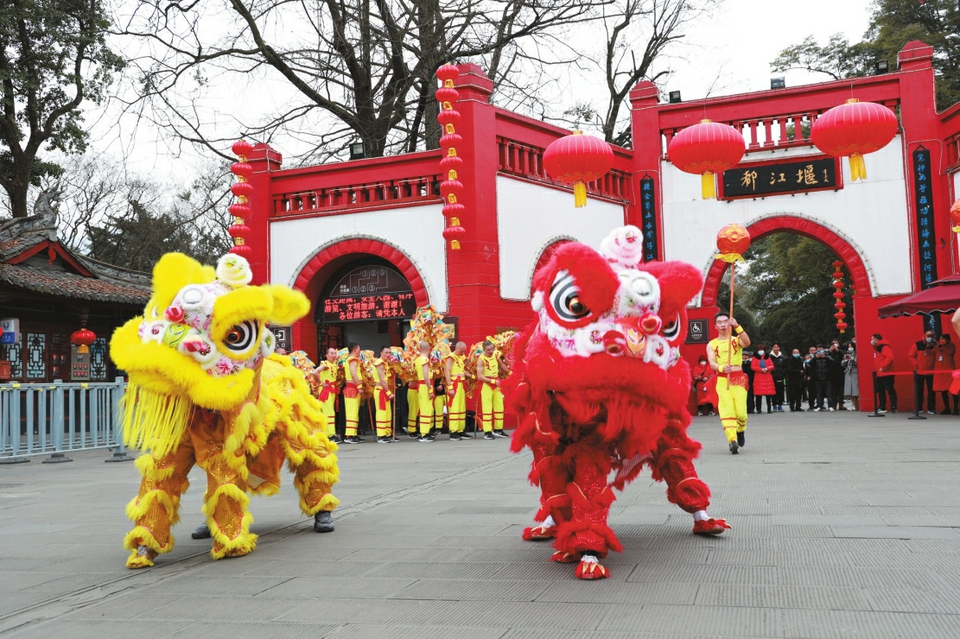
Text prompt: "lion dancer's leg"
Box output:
[[512, 412, 569, 541], [716, 377, 746, 453], [278, 418, 341, 533], [651, 416, 730, 536], [319, 388, 338, 442], [406, 385, 420, 436], [553, 443, 621, 580], [418, 384, 434, 439], [124, 441, 196, 568], [492, 388, 506, 437], [194, 437, 257, 560], [343, 384, 361, 441]]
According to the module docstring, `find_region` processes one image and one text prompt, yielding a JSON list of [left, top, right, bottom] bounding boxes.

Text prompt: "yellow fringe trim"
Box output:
[[121, 385, 193, 457], [209, 512, 257, 560], [123, 525, 174, 554], [125, 490, 180, 525]]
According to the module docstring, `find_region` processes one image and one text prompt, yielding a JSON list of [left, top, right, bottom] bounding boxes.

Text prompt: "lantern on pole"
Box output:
[[436, 64, 467, 250], [229, 139, 254, 258], [71, 327, 97, 354], [716, 224, 751, 355], [542, 131, 614, 208], [832, 260, 848, 333], [811, 98, 898, 182], [668, 120, 745, 199]]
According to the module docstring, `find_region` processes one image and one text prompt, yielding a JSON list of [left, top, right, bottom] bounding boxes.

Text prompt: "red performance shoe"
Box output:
[[693, 518, 731, 536], [575, 556, 609, 580], [522, 524, 557, 541], [550, 550, 581, 564]]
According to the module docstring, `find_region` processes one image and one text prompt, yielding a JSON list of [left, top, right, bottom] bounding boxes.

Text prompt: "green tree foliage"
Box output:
[[719, 233, 854, 352], [0, 0, 124, 218], [771, 0, 960, 110]]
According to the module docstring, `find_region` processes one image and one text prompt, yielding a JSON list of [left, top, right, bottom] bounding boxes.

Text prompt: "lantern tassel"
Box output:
[[701, 172, 716, 199], [849, 154, 867, 181], [451, 240, 461, 250], [78, 345, 89, 354], [573, 182, 587, 208]]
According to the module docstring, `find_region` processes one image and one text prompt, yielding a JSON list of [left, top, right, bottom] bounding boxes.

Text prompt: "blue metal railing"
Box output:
[[0, 378, 133, 463]]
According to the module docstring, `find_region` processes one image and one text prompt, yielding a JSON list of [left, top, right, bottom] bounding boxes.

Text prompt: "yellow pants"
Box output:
[[448, 382, 466, 433], [407, 387, 420, 434], [375, 389, 392, 438], [344, 395, 360, 437], [433, 396, 445, 431], [716, 376, 748, 442], [418, 385, 434, 435], [480, 383, 504, 432], [319, 394, 336, 437]]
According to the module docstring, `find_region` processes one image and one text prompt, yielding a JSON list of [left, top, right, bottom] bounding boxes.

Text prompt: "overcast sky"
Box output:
[[92, 0, 877, 179]]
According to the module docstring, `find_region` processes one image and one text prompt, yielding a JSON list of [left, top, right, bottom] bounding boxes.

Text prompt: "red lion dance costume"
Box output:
[[504, 226, 729, 580]]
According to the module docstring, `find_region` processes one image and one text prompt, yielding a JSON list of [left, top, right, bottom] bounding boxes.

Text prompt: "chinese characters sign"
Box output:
[[721, 157, 839, 199], [639, 175, 659, 262], [912, 147, 940, 333], [322, 293, 417, 323]]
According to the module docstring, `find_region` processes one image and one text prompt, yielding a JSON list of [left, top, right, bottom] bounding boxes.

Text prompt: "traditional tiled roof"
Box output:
[[0, 261, 150, 305], [1, 205, 151, 305]]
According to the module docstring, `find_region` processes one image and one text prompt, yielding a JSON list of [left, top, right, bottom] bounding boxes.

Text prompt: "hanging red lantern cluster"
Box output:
[[71, 327, 97, 354], [436, 65, 466, 250], [543, 130, 614, 208], [812, 98, 898, 182], [950, 198, 960, 232], [832, 260, 848, 333], [229, 140, 254, 258], [668, 120, 745, 199]]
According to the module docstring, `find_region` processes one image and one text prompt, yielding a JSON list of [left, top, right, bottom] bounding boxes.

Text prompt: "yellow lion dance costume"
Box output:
[[111, 252, 340, 568]]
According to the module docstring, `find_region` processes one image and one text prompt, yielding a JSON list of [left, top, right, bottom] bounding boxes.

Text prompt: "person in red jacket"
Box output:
[[751, 345, 776, 413], [871, 333, 897, 413], [907, 329, 937, 414]]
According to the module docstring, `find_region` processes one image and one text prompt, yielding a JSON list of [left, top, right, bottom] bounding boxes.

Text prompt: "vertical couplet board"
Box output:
[[640, 175, 659, 263], [912, 146, 941, 335]]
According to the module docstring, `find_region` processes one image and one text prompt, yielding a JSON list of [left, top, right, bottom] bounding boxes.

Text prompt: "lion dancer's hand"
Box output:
[[651, 417, 730, 536]]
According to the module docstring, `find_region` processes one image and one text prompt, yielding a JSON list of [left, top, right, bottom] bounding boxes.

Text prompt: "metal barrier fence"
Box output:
[[0, 378, 133, 464]]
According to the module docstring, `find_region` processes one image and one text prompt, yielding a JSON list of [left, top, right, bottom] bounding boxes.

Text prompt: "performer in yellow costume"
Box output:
[[111, 253, 339, 568], [373, 347, 395, 443], [415, 341, 436, 442], [706, 313, 751, 454], [313, 347, 341, 443], [406, 379, 420, 437], [445, 341, 468, 440], [477, 339, 510, 440], [342, 343, 363, 444]]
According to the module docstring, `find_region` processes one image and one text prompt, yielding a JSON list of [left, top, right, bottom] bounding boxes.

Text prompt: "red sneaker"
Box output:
[[522, 525, 557, 541], [693, 518, 731, 535]]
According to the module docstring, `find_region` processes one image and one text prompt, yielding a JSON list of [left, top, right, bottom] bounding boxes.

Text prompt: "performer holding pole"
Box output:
[[707, 225, 752, 454]]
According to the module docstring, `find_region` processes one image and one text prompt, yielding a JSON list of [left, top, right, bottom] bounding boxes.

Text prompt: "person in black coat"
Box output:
[[785, 348, 805, 412], [827, 340, 846, 409], [809, 346, 840, 411], [769, 342, 787, 412], [743, 351, 755, 414]]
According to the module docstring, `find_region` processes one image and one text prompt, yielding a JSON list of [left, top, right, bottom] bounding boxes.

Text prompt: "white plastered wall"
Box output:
[[661, 136, 912, 303], [497, 176, 626, 300], [269, 204, 448, 312]]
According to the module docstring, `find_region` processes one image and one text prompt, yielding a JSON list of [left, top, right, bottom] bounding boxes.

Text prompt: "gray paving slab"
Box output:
[[1, 412, 960, 638]]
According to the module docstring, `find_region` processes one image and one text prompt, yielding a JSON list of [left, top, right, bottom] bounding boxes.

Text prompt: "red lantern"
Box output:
[[231, 181, 254, 198], [232, 139, 253, 158], [71, 328, 96, 354], [442, 202, 465, 220], [950, 198, 960, 232], [543, 130, 614, 208], [667, 120, 745, 199], [831, 261, 848, 333], [228, 139, 255, 258], [443, 217, 466, 250], [715, 224, 751, 263], [812, 98, 898, 181]]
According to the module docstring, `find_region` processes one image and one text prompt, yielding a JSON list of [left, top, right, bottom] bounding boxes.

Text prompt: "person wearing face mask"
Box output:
[[828, 341, 846, 410], [803, 347, 817, 410], [785, 348, 805, 411], [871, 333, 897, 414], [907, 330, 938, 415], [692, 356, 717, 416], [808, 346, 836, 411], [842, 342, 859, 412], [769, 343, 786, 412], [751, 345, 776, 413], [933, 334, 957, 415]]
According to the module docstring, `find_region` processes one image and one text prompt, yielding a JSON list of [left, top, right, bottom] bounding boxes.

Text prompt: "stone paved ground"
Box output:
[[1, 410, 960, 638]]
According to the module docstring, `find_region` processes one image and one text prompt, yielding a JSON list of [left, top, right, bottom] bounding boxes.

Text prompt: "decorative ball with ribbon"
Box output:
[[229, 139, 255, 258], [715, 224, 751, 263], [542, 130, 614, 208], [71, 327, 97, 354], [436, 64, 466, 250], [668, 120, 745, 199], [811, 98, 898, 182]]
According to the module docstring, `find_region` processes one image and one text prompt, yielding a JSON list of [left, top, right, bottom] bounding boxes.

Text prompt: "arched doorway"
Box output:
[[291, 238, 430, 360]]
